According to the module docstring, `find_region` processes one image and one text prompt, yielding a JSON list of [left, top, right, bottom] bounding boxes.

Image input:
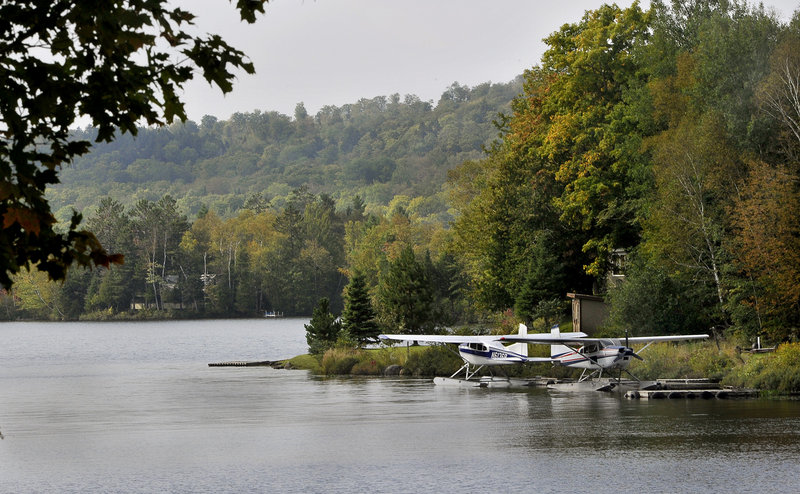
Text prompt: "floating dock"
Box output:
[[625, 379, 759, 399], [625, 388, 759, 399]]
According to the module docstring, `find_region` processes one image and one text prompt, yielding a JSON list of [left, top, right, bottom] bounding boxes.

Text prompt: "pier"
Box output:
[[208, 360, 285, 367]]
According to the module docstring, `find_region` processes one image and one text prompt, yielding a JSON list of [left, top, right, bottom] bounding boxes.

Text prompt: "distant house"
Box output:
[[567, 293, 608, 335], [608, 248, 627, 287], [163, 275, 179, 290]]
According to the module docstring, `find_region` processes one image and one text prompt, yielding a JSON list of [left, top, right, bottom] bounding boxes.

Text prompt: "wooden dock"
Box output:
[[625, 380, 759, 400], [208, 360, 284, 367]]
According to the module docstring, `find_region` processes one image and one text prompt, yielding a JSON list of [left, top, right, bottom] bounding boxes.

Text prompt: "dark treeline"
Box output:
[[3, 187, 469, 330], [3, 1, 799, 348]]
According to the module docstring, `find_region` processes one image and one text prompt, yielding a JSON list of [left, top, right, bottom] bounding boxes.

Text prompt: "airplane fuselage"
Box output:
[[552, 345, 634, 370], [458, 342, 527, 366]]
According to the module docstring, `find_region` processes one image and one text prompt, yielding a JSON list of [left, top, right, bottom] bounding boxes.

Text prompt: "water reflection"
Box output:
[[2, 321, 800, 493]]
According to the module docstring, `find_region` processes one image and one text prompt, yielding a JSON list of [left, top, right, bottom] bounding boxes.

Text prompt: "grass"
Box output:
[[284, 354, 322, 373], [283, 344, 431, 376]]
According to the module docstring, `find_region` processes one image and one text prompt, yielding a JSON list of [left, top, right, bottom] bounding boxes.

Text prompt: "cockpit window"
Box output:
[[582, 344, 599, 353]]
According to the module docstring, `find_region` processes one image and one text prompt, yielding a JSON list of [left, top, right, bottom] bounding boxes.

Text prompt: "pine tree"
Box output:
[[377, 246, 434, 334], [305, 298, 341, 355], [514, 231, 567, 325], [341, 272, 379, 346]]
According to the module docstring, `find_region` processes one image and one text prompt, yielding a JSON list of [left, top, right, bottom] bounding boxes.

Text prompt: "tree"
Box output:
[[757, 30, 800, 161], [644, 114, 739, 324], [730, 160, 800, 341], [514, 231, 567, 325], [180, 210, 223, 311], [341, 271, 379, 347], [129, 196, 189, 310], [377, 246, 434, 334], [605, 252, 709, 336], [84, 198, 137, 313], [636, 0, 785, 338], [0, 0, 267, 288], [305, 297, 341, 355], [448, 3, 650, 311], [541, 3, 652, 276]]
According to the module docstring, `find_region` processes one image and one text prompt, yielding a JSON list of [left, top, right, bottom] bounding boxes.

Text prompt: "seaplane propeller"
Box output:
[[615, 330, 644, 364], [615, 346, 644, 363]]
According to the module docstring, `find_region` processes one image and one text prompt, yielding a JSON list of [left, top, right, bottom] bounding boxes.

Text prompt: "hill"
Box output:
[[50, 79, 523, 222]]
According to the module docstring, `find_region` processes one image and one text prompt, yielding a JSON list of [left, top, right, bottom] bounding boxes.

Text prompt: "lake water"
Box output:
[[2, 319, 799, 493]]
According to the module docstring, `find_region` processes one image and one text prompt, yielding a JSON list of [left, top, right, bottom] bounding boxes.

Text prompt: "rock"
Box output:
[[383, 364, 402, 376]]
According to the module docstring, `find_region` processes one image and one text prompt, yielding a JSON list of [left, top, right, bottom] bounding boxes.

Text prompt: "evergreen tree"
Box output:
[[305, 298, 341, 355], [341, 272, 379, 346], [377, 246, 434, 334], [514, 231, 567, 325]]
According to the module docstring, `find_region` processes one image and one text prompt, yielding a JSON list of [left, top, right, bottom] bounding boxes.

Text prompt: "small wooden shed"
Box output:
[[567, 293, 608, 336]]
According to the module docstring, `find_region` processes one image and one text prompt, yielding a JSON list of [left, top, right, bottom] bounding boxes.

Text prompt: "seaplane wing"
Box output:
[[379, 325, 587, 381], [617, 334, 709, 344], [379, 330, 588, 346], [501, 327, 709, 383], [378, 334, 508, 344], [500, 334, 708, 345]]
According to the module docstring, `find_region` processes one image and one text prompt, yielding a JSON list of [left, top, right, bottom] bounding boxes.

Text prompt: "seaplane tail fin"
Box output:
[[506, 323, 528, 358], [550, 324, 572, 359]]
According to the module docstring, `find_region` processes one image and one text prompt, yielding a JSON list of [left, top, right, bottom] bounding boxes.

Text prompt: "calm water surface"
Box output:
[[2, 319, 799, 493]]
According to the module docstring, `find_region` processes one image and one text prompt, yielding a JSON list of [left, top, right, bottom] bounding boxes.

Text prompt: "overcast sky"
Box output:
[[178, 0, 799, 122]]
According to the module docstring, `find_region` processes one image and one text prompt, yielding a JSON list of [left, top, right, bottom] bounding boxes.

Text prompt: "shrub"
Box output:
[[402, 345, 462, 377], [321, 347, 360, 375], [722, 353, 769, 389], [723, 343, 800, 394], [761, 343, 800, 394], [629, 343, 693, 380], [688, 344, 736, 381], [350, 359, 382, 376]]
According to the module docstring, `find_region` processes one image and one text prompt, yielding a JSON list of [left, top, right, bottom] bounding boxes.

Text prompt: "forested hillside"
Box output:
[[5, 1, 799, 349], [49, 80, 522, 221]]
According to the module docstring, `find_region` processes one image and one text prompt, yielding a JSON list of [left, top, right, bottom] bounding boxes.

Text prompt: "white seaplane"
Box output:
[[380, 324, 708, 391], [379, 324, 587, 388], [500, 325, 709, 391]]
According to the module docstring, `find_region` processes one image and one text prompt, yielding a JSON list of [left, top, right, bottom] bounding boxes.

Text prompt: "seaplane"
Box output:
[[380, 323, 709, 391], [500, 325, 709, 391], [378, 323, 587, 388]]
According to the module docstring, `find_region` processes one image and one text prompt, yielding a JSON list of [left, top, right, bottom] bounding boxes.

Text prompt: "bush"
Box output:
[[688, 344, 736, 381], [628, 343, 694, 380], [350, 359, 382, 376], [722, 353, 769, 389], [307, 345, 426, 376], [321, 347, 360, 375], [402, 345, 462, 377], [723, 343, 800, 394]]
